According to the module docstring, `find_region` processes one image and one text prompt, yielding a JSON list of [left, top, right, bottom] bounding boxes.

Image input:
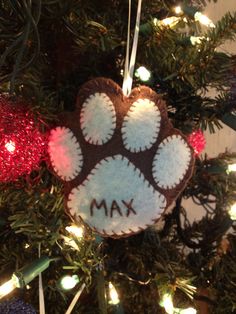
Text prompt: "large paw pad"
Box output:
[[48, 78, 194, 238]]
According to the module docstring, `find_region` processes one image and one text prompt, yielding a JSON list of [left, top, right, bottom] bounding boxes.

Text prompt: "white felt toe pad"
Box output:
[[152, 135, 191, 189], [122, 99, 161, 152], [68, 155, 166, 237], [48, 127, 83, 181], [80, 92, 116, 145]]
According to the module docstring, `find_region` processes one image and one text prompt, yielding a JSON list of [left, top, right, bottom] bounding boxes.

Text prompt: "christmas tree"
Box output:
[[0, 0, 236, 313]]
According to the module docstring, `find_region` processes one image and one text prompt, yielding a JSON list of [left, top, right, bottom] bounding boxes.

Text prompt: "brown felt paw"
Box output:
[[48, 78, 194, 238]]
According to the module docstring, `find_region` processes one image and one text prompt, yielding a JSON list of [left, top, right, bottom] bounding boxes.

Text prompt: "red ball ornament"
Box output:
[[188, 129, 206, 156], [0, 96, 47, 182]]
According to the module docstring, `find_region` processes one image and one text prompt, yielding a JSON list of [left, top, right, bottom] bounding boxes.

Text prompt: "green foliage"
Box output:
[[0, 167, 102, 313], [211, 235, 236, 313], [0, 0, 235, 313], [186, 152, 236, 204], [1, 0, 235, 130]]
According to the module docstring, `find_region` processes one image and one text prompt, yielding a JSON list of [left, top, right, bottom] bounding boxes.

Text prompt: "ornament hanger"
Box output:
[[122, 0, 143, 96]]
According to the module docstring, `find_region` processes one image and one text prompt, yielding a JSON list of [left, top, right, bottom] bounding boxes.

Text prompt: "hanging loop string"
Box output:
[[122, 0, 142, 97], [65, 283, 86, 314], [122, 0, 131, 96], [38, 244, 45, 314]]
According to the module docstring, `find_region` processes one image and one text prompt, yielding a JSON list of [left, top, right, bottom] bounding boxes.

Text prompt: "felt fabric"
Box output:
[[48, 77, 195, 238], [80, 92, 116, 145], [122, 98, 161, 152], [68, 155, 166, 237], [48, 127, 83, 181], [152, 135, 192, 189]]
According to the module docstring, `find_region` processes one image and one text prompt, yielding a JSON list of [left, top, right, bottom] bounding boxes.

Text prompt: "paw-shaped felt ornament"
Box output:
[[48, 78, 194, 238]]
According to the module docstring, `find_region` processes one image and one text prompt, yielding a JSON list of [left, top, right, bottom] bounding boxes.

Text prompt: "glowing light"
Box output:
[[0, 257, 51, 300], [62, 235, 80, 250], [162, 16, 181, 27], [194, 12, 215, 28], [179, 308, 197, 314], [60, 275, 80, 291], [65, 225, 84, 238], [24, 243, 30, 249], [0, 279, 16, 299], [153, 18, 158, 25], [135, 66, 151, 82], [160, 292, 197, 314], [153, 17, 181, 28], [228, 164, 236, 172], [229, 203, 236, 220], [174, 6, 183, 15], [161, 293, 174, 314], [190, 36, 205, 46], [63, 225, 84, 250], [5, 140, 16, 153], [109, 282, 120, 305]]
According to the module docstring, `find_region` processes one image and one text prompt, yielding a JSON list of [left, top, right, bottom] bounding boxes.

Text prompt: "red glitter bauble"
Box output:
[[0, 96, 47, 182], [188, 129, 206, 156]]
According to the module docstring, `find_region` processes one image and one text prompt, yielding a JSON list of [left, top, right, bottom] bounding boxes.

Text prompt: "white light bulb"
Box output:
[[109, 282, 120, 305], [194, 12, 215, 28], [174, 6, 183, 15], [135, 66, 151, 82], [179, 308, 197, 314], [190, 36, 205, 46], [162, 16, 181, 27], [161, 293, 174, 314], [228, 163, 236, 172], [60, 275, 80, 290], [229, 203, 236, 220], [66, 225, 83, 238], [5, 140, 16, 153], [153, 18, 158, 26], [0, 279, 16, 299], [62, 235, 80, 250]]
